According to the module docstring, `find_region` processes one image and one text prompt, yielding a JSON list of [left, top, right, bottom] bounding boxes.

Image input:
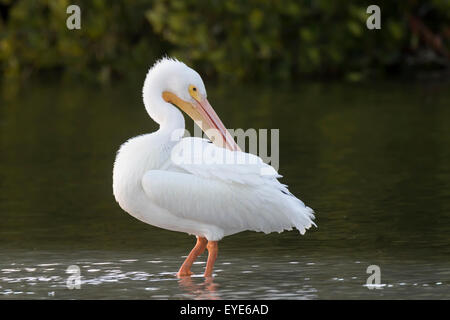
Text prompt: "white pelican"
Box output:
[[113, 58, 316, 277]]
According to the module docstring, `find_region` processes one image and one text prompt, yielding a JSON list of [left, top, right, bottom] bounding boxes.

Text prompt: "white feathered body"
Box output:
[[113, 131, 315, 241]]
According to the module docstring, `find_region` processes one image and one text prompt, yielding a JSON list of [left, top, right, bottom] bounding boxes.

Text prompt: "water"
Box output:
[[0, 79, 449, 299]]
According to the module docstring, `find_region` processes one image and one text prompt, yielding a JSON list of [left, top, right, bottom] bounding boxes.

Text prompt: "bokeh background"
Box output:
[[0, 0, 449, 299], [0, 0, 449, 92]]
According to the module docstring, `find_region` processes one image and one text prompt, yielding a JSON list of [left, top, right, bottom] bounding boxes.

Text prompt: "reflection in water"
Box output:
[[0, 81, 450, 299], [178, 277, 220, 300], [0, 250, 449, 299]]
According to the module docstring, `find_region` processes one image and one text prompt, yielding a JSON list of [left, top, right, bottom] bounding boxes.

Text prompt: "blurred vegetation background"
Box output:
[[0, 0, 449, 92]]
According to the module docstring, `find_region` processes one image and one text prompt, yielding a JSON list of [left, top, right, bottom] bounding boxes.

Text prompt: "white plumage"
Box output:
[[113, 58, 315, 277]]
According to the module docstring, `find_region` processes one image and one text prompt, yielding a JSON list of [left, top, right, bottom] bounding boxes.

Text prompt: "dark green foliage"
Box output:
[[0, 0, 448, 87], [0, 0, 168, 85]]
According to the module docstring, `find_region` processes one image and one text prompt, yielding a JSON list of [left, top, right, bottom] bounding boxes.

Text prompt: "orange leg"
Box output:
[[204, 241, 218, 278], [177, 236, 207, 277]]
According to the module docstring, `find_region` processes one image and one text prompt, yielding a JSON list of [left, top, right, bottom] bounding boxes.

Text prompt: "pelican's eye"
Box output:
[[188, 84, 200, 101]]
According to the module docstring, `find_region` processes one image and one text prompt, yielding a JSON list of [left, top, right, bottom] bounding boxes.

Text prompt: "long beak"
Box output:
[[162, 91, 240, 151], [194, 98, 240, 151]]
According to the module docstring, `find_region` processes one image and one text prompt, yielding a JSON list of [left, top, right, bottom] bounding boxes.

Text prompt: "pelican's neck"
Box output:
[[158, 103, 185, 138], [144, 90, 185, 142]]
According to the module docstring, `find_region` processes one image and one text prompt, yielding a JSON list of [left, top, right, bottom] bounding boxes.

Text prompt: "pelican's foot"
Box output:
[[176, 269, 193, 278]]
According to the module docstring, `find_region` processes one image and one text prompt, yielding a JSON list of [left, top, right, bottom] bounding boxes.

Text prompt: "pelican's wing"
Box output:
[[142, 137, 315, 240], [164, 137, 281, 185]]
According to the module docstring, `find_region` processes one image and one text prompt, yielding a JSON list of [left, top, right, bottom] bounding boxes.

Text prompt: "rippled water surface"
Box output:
[[0, 80, 449, 299]]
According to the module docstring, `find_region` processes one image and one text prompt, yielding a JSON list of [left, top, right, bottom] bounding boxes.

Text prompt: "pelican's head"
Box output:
[[143, 57, 239, 151]]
